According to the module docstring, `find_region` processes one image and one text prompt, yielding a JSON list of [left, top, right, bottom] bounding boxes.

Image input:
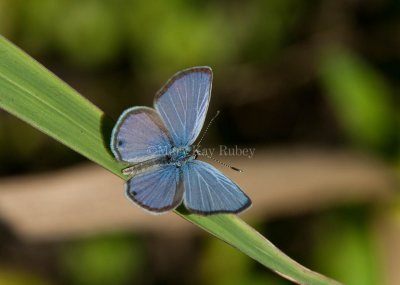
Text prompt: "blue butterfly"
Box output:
[[111, 67, 251, 215]]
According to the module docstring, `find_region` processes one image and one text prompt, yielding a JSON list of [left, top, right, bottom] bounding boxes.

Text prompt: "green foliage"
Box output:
[[16, 0, 121, 66], [312, 208, 382, 285], [55, 1, 122, 67], [17, 0, 61, 54], [240, 0, 305, 64], [201, 237, 289, 285], [0, 268, 50, 285], [0, 35, 341, 284], [0, 0, 312, 71], [60, 234, 143, 285], [125, 0, 235, 72], [0, 0, 17, 38], [319, 48, 397, 154]]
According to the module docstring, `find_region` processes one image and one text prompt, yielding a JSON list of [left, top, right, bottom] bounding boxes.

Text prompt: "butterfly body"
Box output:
[[111, 67, 251, 215], [121, 157, 167, 177], [167, 146, 197, 167]]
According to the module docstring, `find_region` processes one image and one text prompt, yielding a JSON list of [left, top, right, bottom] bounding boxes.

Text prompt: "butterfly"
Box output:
[[111, 67, 251, 215]]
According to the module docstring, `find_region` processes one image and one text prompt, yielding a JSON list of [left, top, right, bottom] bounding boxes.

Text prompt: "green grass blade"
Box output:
[[0, 37, 122, 175], [0, 35, 341, 285]]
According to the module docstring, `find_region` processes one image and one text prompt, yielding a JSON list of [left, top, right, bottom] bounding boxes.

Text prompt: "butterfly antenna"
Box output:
[[197, 152, 243, 172], [196, 110, 220, 148]]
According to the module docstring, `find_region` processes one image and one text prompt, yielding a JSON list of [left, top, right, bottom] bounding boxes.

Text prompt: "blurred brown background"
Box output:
[[0, 0, 399, 284]]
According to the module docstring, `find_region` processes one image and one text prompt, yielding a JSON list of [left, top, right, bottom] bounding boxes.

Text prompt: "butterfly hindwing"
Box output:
[[125, 164, 183, 213], [111, 106, 172, 163], [154, 67, 212, 147], [181, 160, 251, 214]]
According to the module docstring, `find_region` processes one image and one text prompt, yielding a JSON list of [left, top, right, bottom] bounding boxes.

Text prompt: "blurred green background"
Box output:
[[0, 0, 399, 284]]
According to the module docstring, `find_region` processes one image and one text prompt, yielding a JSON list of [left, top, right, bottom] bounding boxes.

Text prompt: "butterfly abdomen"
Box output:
[[122, 145, 195, 177], [122, 157, 168, 177]]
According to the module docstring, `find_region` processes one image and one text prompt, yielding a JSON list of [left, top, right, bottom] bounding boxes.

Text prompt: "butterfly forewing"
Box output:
[[111, 107, 172, 163], [181, 160, 251, 214], [154, 67, 212, 147]]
